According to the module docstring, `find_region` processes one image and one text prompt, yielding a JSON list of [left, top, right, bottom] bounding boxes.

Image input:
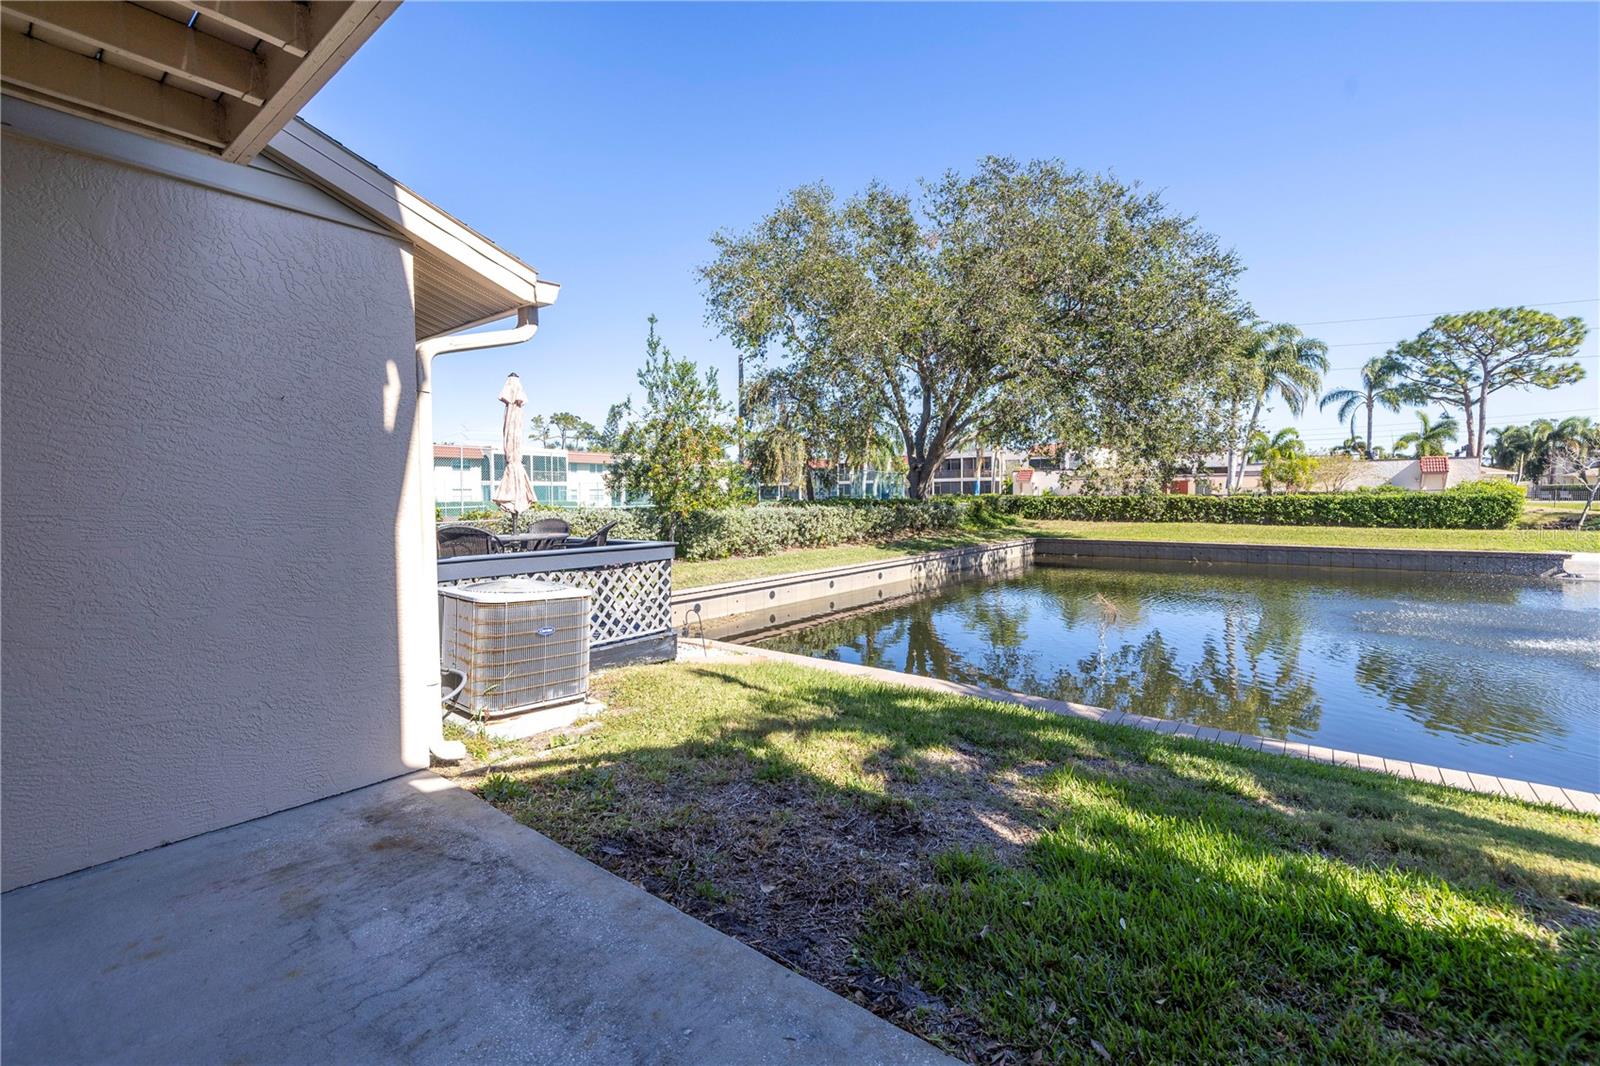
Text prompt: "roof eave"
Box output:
[[265, 118, 557, 337]]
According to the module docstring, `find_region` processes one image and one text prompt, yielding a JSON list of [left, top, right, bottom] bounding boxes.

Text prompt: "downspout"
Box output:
[[414, 307, 540, 763]]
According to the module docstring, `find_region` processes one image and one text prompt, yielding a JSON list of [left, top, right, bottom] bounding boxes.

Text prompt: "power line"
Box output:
[[1321, 354, 1599, 372], [1290, 298, 1598, 329], [1288, 404, 1600, 433]]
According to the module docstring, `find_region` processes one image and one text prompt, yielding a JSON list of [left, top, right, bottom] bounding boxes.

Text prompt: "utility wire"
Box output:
[[1321, 354, 1598, 373], [1290, 298, 1597, 329], [1288, 408, 1600, 443]]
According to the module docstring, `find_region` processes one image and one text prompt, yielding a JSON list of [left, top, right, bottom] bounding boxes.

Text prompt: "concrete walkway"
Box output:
[[1563, 551, 1600, 581], [2, 773, 953, 1066], [685, 639, 1600, 815]]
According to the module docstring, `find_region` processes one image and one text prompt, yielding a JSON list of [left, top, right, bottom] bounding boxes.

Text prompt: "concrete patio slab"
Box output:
[[2, 773, 952, 1066]]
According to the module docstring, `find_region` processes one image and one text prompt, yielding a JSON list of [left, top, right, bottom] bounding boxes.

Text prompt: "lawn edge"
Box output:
[[678, 638, 1600, 815]]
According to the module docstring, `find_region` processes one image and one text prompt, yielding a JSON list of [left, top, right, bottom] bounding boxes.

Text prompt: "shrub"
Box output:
[[440, 507, 658, 540], [436, 500, 968, 559], [988, 479, 1522, 530], [675, 499, 965, 560]]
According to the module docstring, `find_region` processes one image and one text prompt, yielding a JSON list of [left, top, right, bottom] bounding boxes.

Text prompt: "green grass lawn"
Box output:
[[452, 662, 1600, 1064], [672, 518, 1600, 589], [1522, 501, 1599, 530], [672, 528, 1025, 588]]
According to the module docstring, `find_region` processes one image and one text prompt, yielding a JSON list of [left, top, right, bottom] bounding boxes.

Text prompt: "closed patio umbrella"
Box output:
[[492, 373, 536, 529]]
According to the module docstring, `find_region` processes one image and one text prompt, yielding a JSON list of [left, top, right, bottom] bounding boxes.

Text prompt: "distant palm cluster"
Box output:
[[1483, 417, 1599, 484]]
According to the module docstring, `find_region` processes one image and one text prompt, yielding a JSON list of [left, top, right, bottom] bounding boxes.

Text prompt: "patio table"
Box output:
[[499, 533, 569, 553]]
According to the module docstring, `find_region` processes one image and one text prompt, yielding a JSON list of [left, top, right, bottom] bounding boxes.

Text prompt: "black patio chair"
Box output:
[[566, 519, 620, 548], [527, 517, 571, 538], [437, 524, 503, 558]]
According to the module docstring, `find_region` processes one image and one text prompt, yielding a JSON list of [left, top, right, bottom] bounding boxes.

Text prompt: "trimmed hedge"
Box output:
[[988, 479, 1524, 530], [676, 499, 965, 561], [437, 500, 968, 560], [437, 480, 1523, 563]]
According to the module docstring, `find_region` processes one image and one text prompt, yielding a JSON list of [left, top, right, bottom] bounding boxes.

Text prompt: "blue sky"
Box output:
[[303, 1, 1599, 454]]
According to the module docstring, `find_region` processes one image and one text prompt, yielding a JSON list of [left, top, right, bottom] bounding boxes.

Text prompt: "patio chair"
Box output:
[[527, 517, 571, 538], [495, 517, 571, 553], [504, 534, 567, 552], [436, 524, 503, 558], [565, 519, 620, 548]]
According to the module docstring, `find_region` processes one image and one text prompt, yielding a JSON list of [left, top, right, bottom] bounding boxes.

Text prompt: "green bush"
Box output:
[[437, 480, 1523, 563], [436, 500, 967, 559], [440, 507, 658, 541], [988, 479, 1523, 530], [675, 499, 965, 560]]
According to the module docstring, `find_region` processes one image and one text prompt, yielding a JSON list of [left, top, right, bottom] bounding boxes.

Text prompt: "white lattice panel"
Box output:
[[438, 542, 676, 650], [444, 559, 673, 648]]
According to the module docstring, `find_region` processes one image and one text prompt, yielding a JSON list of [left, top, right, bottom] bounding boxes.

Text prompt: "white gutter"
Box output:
[[413, 306, 541, 763], [416, 304, 539, 393]]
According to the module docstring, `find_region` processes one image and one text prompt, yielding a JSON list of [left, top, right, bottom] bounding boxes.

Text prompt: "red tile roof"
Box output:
[[566, 450, 614, 464], [1418, 455, 1450, 473], [434, 443, 489, 460]]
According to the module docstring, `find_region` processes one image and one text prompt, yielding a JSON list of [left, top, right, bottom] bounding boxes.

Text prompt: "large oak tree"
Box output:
[[700, 158, 1247, 498]]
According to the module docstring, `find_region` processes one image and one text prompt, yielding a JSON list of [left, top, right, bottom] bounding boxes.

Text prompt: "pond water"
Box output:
[[752, 560, 1600, 791]]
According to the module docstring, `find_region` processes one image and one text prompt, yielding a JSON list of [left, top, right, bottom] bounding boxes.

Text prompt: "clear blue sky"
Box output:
[[302, 1, 1599, 454]]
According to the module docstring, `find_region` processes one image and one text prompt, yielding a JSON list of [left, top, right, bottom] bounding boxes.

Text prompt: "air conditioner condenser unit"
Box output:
[[440, 577, 591, 719]]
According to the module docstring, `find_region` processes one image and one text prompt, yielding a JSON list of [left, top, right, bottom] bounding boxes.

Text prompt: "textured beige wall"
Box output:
[[1, 134, 434, 889]]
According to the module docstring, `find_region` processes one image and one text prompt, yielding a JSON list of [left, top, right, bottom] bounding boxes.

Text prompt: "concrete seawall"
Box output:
[[672, 540, 1034, 636], [671, 535, 1584, 639], [1032, 537, 1578, 578]]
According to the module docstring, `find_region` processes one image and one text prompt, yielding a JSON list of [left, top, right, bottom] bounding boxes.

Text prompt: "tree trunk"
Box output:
[[1364, 401, 1375, 460], [1579, 478, 1598, 529], [1222, 398, 1240, 495], [906, 457, 937, 500], [1475, 376, 1490, 459], [1235, 395, 1264, 492], [1458, 384, 1476, 458], [906, 457, 926, 500]]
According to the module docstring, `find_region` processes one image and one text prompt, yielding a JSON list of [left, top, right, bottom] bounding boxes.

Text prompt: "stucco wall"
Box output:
[[2, 133, 434, 889], [1338, 458, 1486, 490]]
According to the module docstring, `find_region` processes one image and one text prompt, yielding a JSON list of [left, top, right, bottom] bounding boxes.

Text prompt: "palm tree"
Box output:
[[1540, 417, 1595, 484], [744, 371, 812, 498], [1228, 323, 1329, 491], [845, 426, 906, 498], [1248, 427, 1305, 463], [1487, 424, 1535, 481], [1248, 428, 1313, 494], [1394, 411, 1459, 458], [1318, 355, 1411, 459]]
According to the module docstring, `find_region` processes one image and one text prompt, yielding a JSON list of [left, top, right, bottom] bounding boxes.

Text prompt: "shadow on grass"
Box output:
[[460, 661, 1600, 1063]]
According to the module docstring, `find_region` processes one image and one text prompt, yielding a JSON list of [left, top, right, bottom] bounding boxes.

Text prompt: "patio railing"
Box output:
[[437, 539, 677, 668]]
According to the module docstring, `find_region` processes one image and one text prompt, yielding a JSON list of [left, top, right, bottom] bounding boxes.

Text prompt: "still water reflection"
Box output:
[[754, 560, 1600, 791]]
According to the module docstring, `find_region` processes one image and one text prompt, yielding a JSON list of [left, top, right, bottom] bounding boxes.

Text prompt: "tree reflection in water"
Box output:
[[771, 572, 1327, 736], [758, 561, 1597, 780], [1353, 647, 1562, 745]]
